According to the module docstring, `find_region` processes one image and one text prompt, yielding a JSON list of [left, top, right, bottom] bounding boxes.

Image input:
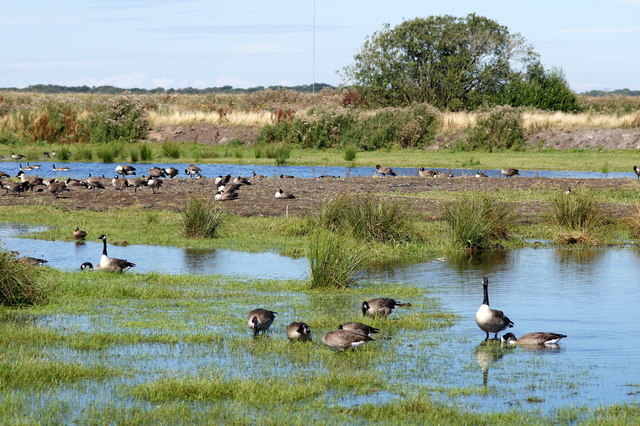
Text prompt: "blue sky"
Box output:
[[1, 0, 638, 91]]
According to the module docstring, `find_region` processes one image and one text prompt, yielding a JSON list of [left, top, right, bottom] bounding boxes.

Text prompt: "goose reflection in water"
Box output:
[[475, 341, 513, 387]]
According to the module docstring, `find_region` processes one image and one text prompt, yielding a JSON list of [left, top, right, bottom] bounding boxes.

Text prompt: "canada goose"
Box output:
[[126, 176, 147, 192], [16, 171, 43, 191], [252, 171, 266, 178], [501, 332, 567, 346], [80, 262, 95, 270], [501, 168, 519, 177], [362, 298, 412, 317], [339, 322, 380, 336], [74, 227, 87, 240], [375, 165, 396, 177], [475, 171, 488, 178], [634, 165, 640, 180], [214, 175, 231, 186], [286, 322, 312, 341], [148, 167, 166, 178], [43, 151, 51, 158], [52, 164, 70, 172], [164, 167, 179, 178], [146, 176, 163, 193], [233, 176, 251, 185], [275, 189, 295, 199], [0, 171, 9, 178], [418, 167, 439, 177], [219, 182, 242, 194], [247, 309, 277, 336], [64, 177, 87, 188], [86, 174, 105, 189], [11, 152, 24, 160], [97, 234, 135, 272], [19, 163, 33, 171], [28, 162, 40, 169], [2, 180, 28, 196], [475, 277, 514, 341], [115, 165, 136, 176], [280, 174, 294, 179], [112, 176, 129, 191], [185, 164, 201, 178], [322, 329, 373, 351], [49, 181, 69, 198], [17, 256, 48, 266], [214, 191, 239, 201]]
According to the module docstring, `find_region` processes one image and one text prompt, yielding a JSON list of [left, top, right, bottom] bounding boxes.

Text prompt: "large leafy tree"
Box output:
[[343, 14, 539, 110]]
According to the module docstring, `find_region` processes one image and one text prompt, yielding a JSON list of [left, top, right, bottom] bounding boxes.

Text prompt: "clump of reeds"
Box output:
[[307, 231, 364, 288], [0, 250, 43, 306], [181, 197, 222, 238], [440, 195, 516, 251], [546, 190, 608, 244], [161, 142, 182, 159], [314, 194, 416, 243], [624, 205, 640, 239]]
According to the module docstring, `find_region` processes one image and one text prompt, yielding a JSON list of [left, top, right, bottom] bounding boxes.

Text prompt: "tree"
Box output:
[[342, 14, 538, 110]]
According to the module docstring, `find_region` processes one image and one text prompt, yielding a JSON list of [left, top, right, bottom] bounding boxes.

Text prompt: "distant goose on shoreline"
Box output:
[[375, 165, 396, 177]]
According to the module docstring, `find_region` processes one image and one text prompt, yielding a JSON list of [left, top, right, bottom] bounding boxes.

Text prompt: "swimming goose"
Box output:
[[339, 322, 380, 336], [501, 332, 567, 346], [115, 165, 136, 176], [475, 171, 488, 178], [185, 164, 202, 178], [362, 298, 411, 317], [375, 165, 396, 177], [275, 189, 295, 199], [475, 277, 514, 341], [247, 309, 277, 336], [286, 322, 312, 341], [322, 329, 373, 351], [634, 165, 640, 180], [52, 164, 70, 171], [97, 234, 135, 272], [501, 168, 519, 177], [74, 227, 87, 240], [19, 163, 33, 171], [28, 162, 41, 169], [164, 167, 179, 178]]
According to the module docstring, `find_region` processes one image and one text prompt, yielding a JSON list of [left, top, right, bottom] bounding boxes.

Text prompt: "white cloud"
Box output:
[[214, 75, 255, 88]]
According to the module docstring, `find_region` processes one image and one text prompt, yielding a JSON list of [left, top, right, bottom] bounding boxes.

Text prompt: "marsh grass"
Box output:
[[161, 142, 182, 159], [546, 190, 609, 244], [0, 360, 112, 388], [440, 195, 516, 250], [307, 231, 365, 288], [0, 251, 43, 306], [624, 205, 640, 238], [181, 197, 223, 238]]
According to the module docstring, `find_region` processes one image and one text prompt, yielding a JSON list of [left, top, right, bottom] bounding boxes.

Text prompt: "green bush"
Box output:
[[546, 190, 607, 244], [307, 231, 364, 288], [440, 195, 516, 250], [87, 96, 148, 143], [181, 197, 223, 238], [463, 107, 525, 151], [344, 145, 357, 162], [139, 144, 153, 161], [57, 147, 72, 161], [161, 142, 182, 159], [0, 251, 44, 306]]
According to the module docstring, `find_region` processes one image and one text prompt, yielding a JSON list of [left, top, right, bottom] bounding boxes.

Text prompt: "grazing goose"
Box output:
[[501, 168, 519, 177], [16, 171, 43, 191], [48, 181, 69, 198], [97, 234, 135, 272], [501, 332, 567, 346], [86, 174, 105, 189], [115, 165, 136, 176], [74, 227, 87, 240], [418, 167, 439, 177], [164, 167, 179, 178], [17, 256, 48, 266], [275, 189, 295, 199], [0, 171, 9, 178], [52, 164, 70, 172], [127, 176, 148, 192], [148, 167, 166, 178], [19, 163, 33, 171], [339, 322, 380, 336], [362, 298, 412, 317], [252, 171, 266, 179], [80, 262, 96, 270], [185, 164, 202, 178], [475, 171, 488, 178], [286, 322, 312, 341], [322, 330, 373, 351], [475, 277, 514, 341], [11, 152, 25, 160], [375, 165, 396, 177], [146, 176, 163, 193], [634, 165, 640, 180], [112, 175, 129, 191], [2, 180, 28, 196], [247, 309, 277, 336], [279, 174, 294, 179]]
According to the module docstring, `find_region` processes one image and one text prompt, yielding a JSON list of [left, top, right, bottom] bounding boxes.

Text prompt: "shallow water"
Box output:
[[0, 160, 634, 180], [3, 223, 640, 417]]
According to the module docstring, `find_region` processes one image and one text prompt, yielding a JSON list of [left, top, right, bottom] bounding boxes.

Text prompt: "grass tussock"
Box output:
[[307, 231, 365, 289], [547, 190, 608, 244], [314, 194, 417, 243], [0, 360, 111, 387], [180, 197, 223, 238], [0, 251, 44, 306], [440, 195, 516, 251]]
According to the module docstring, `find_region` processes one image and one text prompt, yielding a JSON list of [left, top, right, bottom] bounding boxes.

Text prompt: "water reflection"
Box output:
[[475, 341, 512, 387], [445, 250, 509, 274]]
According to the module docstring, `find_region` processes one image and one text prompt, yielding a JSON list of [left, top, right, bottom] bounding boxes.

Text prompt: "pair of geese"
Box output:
[[476, 277, 566, 345], [247, 298, 412, 351]]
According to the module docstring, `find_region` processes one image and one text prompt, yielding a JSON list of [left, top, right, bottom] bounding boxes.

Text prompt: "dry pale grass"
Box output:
[[439, 112, 476, 132], [148, 110, 281, 127]]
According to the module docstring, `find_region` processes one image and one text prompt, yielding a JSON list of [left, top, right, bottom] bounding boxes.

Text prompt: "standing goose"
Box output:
[[86, 174, 105, 189], [634, 165, 640, 180], [247, 309, 277, 336], [339, 322, 380, 336], [375, 165, 396, 177], [322, 329, 373, 351], [475, 171, 488, 178], [127, 176, 148, 192], [185, 164, 202, 178], [16, 171, 43, 191], [48, 181, 69, 198], [115, 165, 136, 176], [501, 168, 520, 177], [112, 175, 129, 191], [362, 298, 411, 317], [475, 277, 514, 341], [146, 176, 163, 193], [52, 164, 70, 172], [11, 152, 25, 160], [275, 189, 295, 199], [164, 167, 179, 178], [286, 322, 312, 341], [97, 234, 135, 272], [501, 332, 567, 346], [74, 227, 87, 240], [148, 167, 166, 178]]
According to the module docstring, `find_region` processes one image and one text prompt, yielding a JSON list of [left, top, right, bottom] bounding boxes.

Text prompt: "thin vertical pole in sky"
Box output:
[[312, 0, 316, 93]]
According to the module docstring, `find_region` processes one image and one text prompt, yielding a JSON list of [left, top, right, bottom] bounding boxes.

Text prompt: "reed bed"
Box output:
[[148, 110, 278, 127]]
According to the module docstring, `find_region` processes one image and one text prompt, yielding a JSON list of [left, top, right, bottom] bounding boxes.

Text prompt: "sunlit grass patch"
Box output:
[[0, 360, 112, 388], [0, 250, 46, 306], [546, 190, 609, 244]]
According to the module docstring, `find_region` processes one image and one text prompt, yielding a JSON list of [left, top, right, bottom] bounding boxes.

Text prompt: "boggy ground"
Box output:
[[0, 173, 637, 220]]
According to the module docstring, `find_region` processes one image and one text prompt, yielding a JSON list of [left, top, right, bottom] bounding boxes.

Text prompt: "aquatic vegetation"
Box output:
[[180, 197, 223, 238], [0, 250, 45, 306], [307, 231, 365, 288], [546, 190, 609, 244]]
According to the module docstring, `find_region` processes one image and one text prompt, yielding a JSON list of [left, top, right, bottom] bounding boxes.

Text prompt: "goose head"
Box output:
[[80, 262, 94, 270], [500, 332, 517, 343], [361, 301, 370, 316]]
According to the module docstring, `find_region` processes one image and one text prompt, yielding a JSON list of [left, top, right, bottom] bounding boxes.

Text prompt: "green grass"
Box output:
[[180, 197, 223, 238], [307, 231, 365, 288]]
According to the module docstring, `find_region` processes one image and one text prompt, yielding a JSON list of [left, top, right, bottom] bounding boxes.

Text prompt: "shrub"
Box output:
[[181, 197, 223, 238], [546, 190, 607, 244], [440, 195, 516, 251], [0, 250, 43, 306], [307, 231, 364, 288], [463, 107, 525, 151], [161, 142, 182, 159], [87, 96, 148, 143], [314, 194, 416, 243], [344, 145, 357, 162], [139, 144, 153, 161], [74, 147, 93, 161], [57, 147, 72, 161]]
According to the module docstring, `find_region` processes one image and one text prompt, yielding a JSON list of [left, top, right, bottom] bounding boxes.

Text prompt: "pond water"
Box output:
[[2, 223, 640, 417], [0, 160, 634, 180]]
